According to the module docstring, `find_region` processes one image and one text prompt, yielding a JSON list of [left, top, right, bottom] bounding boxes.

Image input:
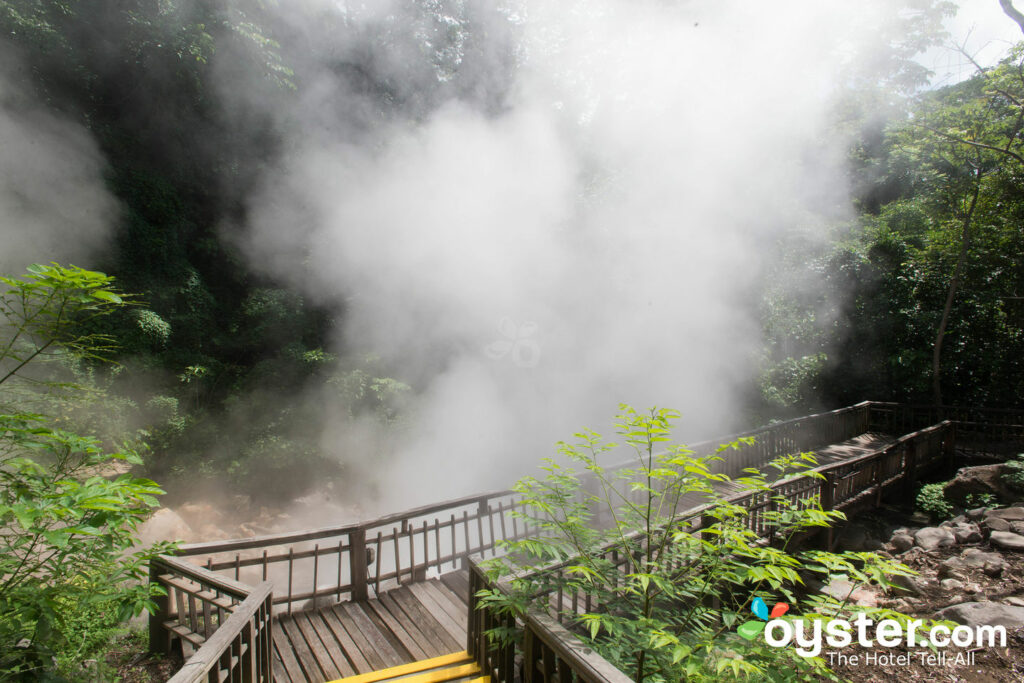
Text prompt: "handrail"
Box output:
[[166, 581, 274, 683]]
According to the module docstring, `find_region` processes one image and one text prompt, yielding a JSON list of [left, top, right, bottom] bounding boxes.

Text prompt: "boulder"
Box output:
[[965, 507, 989, 522], [988, 506, 1024, 521], [914, 526, 956, 551], [891, 533, 915, 553], [950, 522, 983, 544], [838, 524, 870, 552], [934, 602, 1024, 629], [1005, 597, 1024, 607], [940, 578, 965, 592], [939, 557, 968, 580], [961, 548, 1005, 570], [985, 517, 1012, 532], [944, 466, 1017, 506], [887, 572, 924, 596], [990, 531, 1024, 551]]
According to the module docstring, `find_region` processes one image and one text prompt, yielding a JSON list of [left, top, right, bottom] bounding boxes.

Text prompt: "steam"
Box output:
[[0, 53, 118, 273], [232, 1, 949, 512]]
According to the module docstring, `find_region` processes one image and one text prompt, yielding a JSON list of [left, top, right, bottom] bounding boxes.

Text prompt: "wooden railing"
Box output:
[[465, 419, 955, 683], [173, 489, 531, 614], [151, 400, 1014, 682], [150, 556, 273, 682], [867, 403, 1024, 457]]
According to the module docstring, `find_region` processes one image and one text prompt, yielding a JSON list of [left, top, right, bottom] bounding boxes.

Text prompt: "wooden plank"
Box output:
[[272, 620, 306, 683], [349, 600, 416, 664], [388, 587, 461, 653], [378, 591, 444, 657], [280, 615, 327, 683], [336, 601, 406, 670], [364, 594, 431, 660], [429, 578, 470, 618], [440, 571, 470, 605], [307, 610, 358, 678], [295, 612, 343, 680], [408, 582, 466, 643], [319, 605, 375, 672]]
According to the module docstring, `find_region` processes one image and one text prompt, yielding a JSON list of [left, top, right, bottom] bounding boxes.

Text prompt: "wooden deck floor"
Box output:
[[272, 571, 471, 683]]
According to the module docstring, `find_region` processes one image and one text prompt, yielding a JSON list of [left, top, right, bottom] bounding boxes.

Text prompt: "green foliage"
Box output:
[[0, 265, 173, 681], [915, 482, 953, 521], [480, 405, 920, 682], [1002, 454, 1024, 494]]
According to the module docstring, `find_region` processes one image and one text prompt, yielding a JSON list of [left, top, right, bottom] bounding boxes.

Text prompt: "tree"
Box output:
[[0, 264, 172, 680], [479, 406, 927, 682]]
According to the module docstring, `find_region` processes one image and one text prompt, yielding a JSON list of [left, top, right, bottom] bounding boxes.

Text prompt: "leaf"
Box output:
[[737, 620, 766, 640]]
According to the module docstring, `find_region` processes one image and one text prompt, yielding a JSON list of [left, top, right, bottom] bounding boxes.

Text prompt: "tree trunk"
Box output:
[[932, 171, 982, 407]]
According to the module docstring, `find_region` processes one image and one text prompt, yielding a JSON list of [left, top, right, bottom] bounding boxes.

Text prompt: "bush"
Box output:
[[0, 264, 174, 680], [1002, 454, 1024, 494], [916, 482, 953, 521], [480, 405, 925, 682]]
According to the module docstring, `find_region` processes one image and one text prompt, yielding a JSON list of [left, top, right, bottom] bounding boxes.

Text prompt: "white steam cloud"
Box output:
[[239, 1, 936, 512], [0, 54, 118, 272]]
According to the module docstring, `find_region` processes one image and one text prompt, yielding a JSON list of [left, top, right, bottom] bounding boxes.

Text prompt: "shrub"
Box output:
[[916, 482, 953, 521], [480, 405, 924, 682], [1002, 454, 1024, 494]]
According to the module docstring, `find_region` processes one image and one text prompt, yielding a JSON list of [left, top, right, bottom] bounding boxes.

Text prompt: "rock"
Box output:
[[939, 557, 968, 580], [838, 524, 870, 552], [944, 466, 1017, 507], [891, 533, 915, 553], [985, 561, 1005, 578], [1011, 521, 1024, 535], [940, 578, 965, 591], [1005, 597, 1024, 607], [988, 506, 1024, 521], [136, 508, 194, 546], [966, 507, 989, 522], [863, 538, 884, 551], [823, 579, 880, 607], [961, 548, 1005, 570], [986, 517, 1012, 532], [888, 573, 924, 596], [914, 526, 956, 551], [990, 531, 1024, 551], [909, 512, 932, 526], [934, 602, 1024, 629], [966, 584, 984, 594], [950, 522, 983, 544], [890, 598, 913, 612]]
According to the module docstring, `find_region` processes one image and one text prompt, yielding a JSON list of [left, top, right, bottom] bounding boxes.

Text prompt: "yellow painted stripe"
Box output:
[[329, 651, 472, 683], [385, 662, 481, 683]]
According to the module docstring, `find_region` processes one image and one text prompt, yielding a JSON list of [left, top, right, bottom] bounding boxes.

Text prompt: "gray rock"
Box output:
[[990, 531, 1024, 551], [1011, 521, 1024, 535], [914, 526, 956, 551], [986, 517, 1012, 532], [950, 522, 983, 544], [888, 573, 924, 596], [940, 578, 965, 591], [939, 557, 968, 580], [891, 533, 915, 553], [988, 507, 1024, 521], [984, 561, 1005, 578], [966, 508, 989, 522], [934, 602, 1024, 629], [961, 548, 1005, 569], [838, 524, 870, 552], [1005, 597, 1024, 607], [945, 467, 1017, 507]]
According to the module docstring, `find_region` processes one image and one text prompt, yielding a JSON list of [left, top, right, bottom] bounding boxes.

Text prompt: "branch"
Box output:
[[1001, 0, 1024, 36], [914, 123, 1024, 166]]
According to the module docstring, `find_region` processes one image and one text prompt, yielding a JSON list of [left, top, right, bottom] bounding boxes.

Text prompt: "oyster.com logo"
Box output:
[[736, 595, 1006, 660]]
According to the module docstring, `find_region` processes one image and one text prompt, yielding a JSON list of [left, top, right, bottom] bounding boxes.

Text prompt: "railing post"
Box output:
[[903, 440, 917, 499], [349, 528, 368, 602], [148, 560, 171, 656], [820, 472, 835, 551]]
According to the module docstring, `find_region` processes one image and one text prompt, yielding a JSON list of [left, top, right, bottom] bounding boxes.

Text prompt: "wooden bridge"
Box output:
[[147, 402, 1024, 683]]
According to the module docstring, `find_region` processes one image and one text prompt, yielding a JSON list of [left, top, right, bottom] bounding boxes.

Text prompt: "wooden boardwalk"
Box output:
[[272, 571, 471, 683]]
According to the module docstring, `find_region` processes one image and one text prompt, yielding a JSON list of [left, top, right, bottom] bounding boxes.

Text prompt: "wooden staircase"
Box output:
[[329, 651, 488, 683]]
